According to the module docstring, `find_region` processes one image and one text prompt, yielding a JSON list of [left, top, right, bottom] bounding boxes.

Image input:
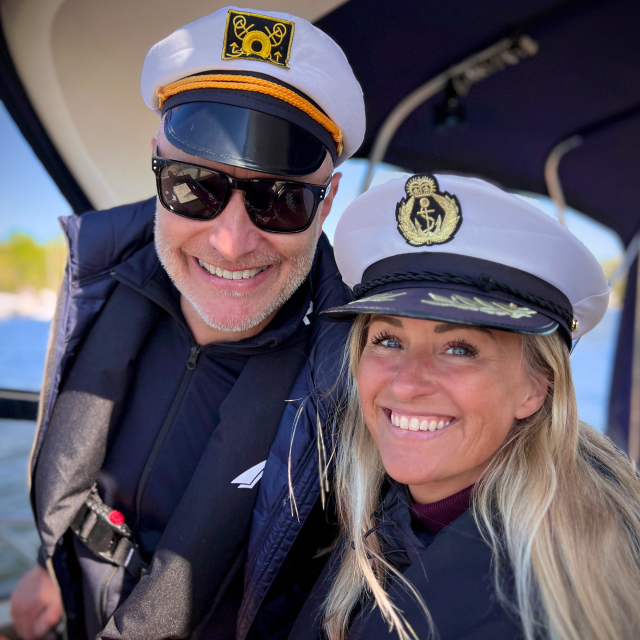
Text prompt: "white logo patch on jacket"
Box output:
[[231, 460, 267, 489]]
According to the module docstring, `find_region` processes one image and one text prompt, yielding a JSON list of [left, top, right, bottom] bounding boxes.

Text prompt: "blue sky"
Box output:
[[0, 101, 623, 264], [0, 103, 72, 242]]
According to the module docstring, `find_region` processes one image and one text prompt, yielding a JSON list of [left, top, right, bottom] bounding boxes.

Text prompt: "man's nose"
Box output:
[[207, 190, 261, 261]]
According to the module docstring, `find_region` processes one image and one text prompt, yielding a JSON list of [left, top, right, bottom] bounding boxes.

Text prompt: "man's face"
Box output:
[[154, 126, 340, 338]]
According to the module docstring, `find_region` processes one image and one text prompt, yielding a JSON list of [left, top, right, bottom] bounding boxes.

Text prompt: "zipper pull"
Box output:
[[186, 345, 201, 370]]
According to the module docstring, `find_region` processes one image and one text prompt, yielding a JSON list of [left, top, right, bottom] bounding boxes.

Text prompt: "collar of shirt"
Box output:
[[410, 485, 474, 535]]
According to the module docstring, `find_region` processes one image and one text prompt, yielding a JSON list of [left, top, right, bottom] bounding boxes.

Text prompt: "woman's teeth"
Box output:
[[198, 259, 267, 280], [390, 412, 452, 432]]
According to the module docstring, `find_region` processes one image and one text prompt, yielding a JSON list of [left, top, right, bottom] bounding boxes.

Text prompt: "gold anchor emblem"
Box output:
[[395, 175, 462, 246], [222, 10, 295, 69], [416, 195, 436, 232]]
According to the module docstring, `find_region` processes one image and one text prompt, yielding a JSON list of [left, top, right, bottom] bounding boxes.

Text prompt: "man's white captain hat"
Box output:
[[142, 6, 365, 176], [326, 173, 610, 348]]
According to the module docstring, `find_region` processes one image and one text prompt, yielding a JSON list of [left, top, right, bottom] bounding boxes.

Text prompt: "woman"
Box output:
[[290, 174, 640, 640]]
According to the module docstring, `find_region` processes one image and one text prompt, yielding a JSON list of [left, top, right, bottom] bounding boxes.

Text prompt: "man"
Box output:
[[10, 7, 364, 639]]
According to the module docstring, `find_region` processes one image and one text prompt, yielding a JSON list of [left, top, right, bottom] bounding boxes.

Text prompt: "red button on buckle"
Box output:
[[109, 510, 125, 526]]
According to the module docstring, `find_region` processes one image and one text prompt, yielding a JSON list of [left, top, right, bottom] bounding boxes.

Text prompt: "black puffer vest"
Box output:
[[30, 198, 351, 639], [290, 483, 523, 639]]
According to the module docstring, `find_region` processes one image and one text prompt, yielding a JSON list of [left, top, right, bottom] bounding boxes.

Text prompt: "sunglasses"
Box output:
[[152, 155, 332, 233]]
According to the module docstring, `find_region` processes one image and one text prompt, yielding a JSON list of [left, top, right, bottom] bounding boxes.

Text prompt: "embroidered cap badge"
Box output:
[[222, 10, 295, 68], [396, 174, 462, 246]]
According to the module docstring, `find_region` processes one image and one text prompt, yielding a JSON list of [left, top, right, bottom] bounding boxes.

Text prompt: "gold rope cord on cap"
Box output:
[[156, 74, 343, 156]]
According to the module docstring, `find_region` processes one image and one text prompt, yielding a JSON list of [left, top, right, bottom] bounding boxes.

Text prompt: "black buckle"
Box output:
[[70, 486, 148, 579]]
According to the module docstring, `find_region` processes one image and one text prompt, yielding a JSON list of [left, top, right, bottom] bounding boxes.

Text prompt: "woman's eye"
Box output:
[[444, 340, 478, 357], [370, 332, 402, 349]]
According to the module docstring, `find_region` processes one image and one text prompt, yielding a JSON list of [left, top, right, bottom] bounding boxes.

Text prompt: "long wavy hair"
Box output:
[[322, 314, 640, 640]]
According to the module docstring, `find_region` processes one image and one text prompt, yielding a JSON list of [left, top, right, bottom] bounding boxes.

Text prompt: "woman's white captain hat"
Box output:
[[141, 6, 365, 176], [327, 173, 610, 347]]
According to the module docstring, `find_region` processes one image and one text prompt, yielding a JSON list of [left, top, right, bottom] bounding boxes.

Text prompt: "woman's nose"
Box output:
[[207, 190, 262, 261], [388, 353, 439, 400]]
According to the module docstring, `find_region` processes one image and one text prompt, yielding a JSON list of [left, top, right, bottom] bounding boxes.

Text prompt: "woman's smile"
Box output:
[[382, 407, 458, 438]]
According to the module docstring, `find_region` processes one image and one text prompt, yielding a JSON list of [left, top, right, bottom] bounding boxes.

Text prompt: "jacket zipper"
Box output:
[[134, 344, 201, 530]]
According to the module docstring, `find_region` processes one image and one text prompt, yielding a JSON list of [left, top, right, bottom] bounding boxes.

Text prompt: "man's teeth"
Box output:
[[198, 259, 267, 280], [390, 412, 452, 432]]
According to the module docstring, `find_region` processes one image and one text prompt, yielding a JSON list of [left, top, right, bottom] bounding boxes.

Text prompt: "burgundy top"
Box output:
[[410, 485, 474, 535]]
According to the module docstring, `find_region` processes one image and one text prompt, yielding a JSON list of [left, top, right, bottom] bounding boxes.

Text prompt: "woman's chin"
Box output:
[[380, 454, 442, 488]]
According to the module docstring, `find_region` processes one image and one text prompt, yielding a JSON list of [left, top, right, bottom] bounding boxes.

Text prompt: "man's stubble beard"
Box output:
[[154, 209, 319, 333]]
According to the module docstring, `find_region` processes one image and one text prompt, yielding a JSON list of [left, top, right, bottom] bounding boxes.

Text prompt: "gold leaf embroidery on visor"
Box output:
[[348, 292, 407, 304], [421, 293, 537, 319]]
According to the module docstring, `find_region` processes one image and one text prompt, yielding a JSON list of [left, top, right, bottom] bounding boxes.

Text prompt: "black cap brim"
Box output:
[[324, 253, 574, 347], [326, 284, 560, 336], [162, 86, 334, 176]]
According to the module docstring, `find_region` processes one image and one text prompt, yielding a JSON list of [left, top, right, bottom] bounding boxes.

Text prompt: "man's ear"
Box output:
[[151, 137, 157, 151], [316, 172, 342, 237]]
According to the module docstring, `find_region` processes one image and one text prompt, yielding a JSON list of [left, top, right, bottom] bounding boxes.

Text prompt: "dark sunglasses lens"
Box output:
[[246, 183, 316, 232], [159, 163, 228, 219]]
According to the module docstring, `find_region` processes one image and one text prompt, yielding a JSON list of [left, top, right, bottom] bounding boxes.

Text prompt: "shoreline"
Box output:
[[0, 289, 56, 322]]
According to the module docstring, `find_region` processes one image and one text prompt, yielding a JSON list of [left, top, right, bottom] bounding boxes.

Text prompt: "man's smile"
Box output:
[[197, 258, 269, 280]]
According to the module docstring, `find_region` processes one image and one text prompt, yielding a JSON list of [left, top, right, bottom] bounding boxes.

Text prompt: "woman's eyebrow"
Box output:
[[434, 322, 495, 338], [370, 315, 404, 328]]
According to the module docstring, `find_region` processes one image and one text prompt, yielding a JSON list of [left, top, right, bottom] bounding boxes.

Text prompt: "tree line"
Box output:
[[0, 234, 67, 293]]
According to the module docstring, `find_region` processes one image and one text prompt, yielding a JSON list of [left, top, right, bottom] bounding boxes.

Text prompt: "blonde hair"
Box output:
[[323, 315, 640, 640]]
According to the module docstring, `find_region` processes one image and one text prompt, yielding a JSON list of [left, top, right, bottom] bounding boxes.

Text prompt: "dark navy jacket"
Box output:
[[290, 483, 523, 640], [30, 198, 351, 639]]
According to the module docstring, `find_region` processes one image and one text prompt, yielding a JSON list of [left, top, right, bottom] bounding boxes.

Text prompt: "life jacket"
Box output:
[[30, 197, 352, 639]]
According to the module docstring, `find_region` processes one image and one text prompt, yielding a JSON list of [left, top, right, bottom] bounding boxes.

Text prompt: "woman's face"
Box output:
[[357, 316, 547, 504]]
